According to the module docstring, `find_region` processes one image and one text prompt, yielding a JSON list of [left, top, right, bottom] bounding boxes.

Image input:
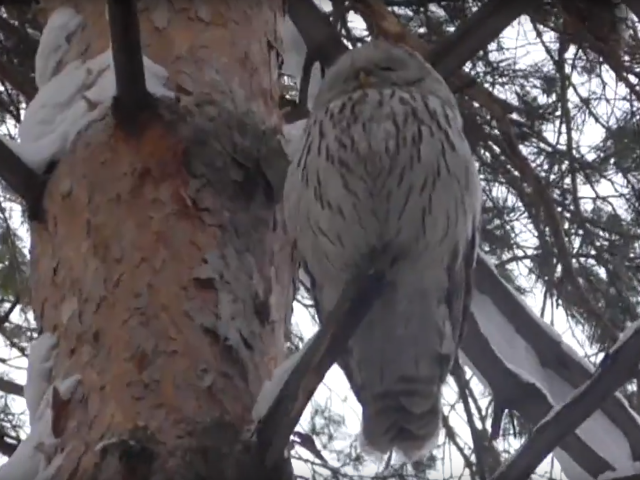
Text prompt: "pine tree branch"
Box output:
[[0, 435, 17, 457], [491, 324, 640, 480], [0, 140, 47, 221], [0, 377, 23, 397], [286, 0, 348, 70], [461, 310, 614, 478], [352, 0, 534, 105], [476, 254, 640, 460], [254, 248, 390, 468], [423, 0, 541, 79], [106, 0, 154, 132], [354, 0, 539, 79]]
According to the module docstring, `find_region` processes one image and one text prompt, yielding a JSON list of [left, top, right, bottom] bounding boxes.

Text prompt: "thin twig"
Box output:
[[0, 296, 19, 328], [452, 361, 489, 480]]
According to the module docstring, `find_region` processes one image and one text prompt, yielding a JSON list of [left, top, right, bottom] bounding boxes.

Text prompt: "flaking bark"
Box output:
[[29, 1, 294, 478]]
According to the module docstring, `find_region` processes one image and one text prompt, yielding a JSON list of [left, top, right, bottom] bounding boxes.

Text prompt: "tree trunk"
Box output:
[[29, 1, 295, 478]]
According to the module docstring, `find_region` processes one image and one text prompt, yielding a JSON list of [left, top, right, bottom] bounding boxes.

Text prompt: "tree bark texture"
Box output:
[[29, 1, 295, 478]]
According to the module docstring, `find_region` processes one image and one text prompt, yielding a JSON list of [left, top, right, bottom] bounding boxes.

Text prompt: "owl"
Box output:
[[283, 40, 481, 460]]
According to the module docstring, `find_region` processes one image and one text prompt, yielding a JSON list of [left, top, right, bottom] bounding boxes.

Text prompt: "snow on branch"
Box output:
[[252, 249, 389, 468], [0, 4, 172, 220], [491, 322, 640, 480], [461, 311, 615, 478], [0, 6, 85, 221], [470, 255, 640, 478], [463, 256, 640, 479], [0, 48, 172, 193], [0, 5, 173, 218], [106, 0, 154, 131]]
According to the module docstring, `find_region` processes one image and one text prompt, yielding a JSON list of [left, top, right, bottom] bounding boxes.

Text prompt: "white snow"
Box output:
[[4, 46, 174, 174], [0, 374, 81, 480], [252, 335, 314, 422], [469, 271, 640, 480], [24, 333, 57, 427], [35, 7, 85, 89]]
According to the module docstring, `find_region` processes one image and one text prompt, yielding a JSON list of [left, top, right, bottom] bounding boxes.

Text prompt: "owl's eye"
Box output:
[[379, 66, 395, 72]]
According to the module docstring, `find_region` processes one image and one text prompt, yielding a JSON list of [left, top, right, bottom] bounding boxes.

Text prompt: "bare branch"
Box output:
[[452, 361, 489, 480], [0, 59, 36, 102], [286, 0, 348, 70], [424, 0, 541, 79], [0, 377, 23, 397], [492, 325, 640, 480], [355, 0, 538, 80], [0, 435, 18, 457], [0, 141, 47, 221], [255, 248, 390, 468], [0, 297, 20, 328], [106, 0, 154, 132]]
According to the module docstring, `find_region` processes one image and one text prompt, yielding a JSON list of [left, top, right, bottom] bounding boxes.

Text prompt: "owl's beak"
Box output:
[[358, 71, 371, 89]]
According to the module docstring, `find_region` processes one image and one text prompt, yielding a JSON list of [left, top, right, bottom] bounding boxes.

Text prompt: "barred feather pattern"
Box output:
[[283, 40, 481, 461]]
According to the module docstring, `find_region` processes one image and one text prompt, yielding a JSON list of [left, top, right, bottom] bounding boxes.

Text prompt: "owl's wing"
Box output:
[[444, 223, 479, 373]]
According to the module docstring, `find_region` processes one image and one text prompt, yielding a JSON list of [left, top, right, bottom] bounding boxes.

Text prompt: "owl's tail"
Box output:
[[358, 379, 443, 461], [350, 283, 449, 461]]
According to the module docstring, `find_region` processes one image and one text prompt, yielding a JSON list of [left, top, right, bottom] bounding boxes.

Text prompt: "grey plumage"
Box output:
[[283, 40, 481, 460]]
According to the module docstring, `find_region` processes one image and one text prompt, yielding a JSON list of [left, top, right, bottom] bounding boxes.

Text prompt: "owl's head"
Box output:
[[312, 40, 445, 110]]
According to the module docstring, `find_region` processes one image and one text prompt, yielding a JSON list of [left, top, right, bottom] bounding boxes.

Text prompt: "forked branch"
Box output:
[[353, 0, 539, 79], [287, 0, 348, 70], [106, 0, 154, 132], [491, 324, 640, 480], [424, 0, 541, 78]]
